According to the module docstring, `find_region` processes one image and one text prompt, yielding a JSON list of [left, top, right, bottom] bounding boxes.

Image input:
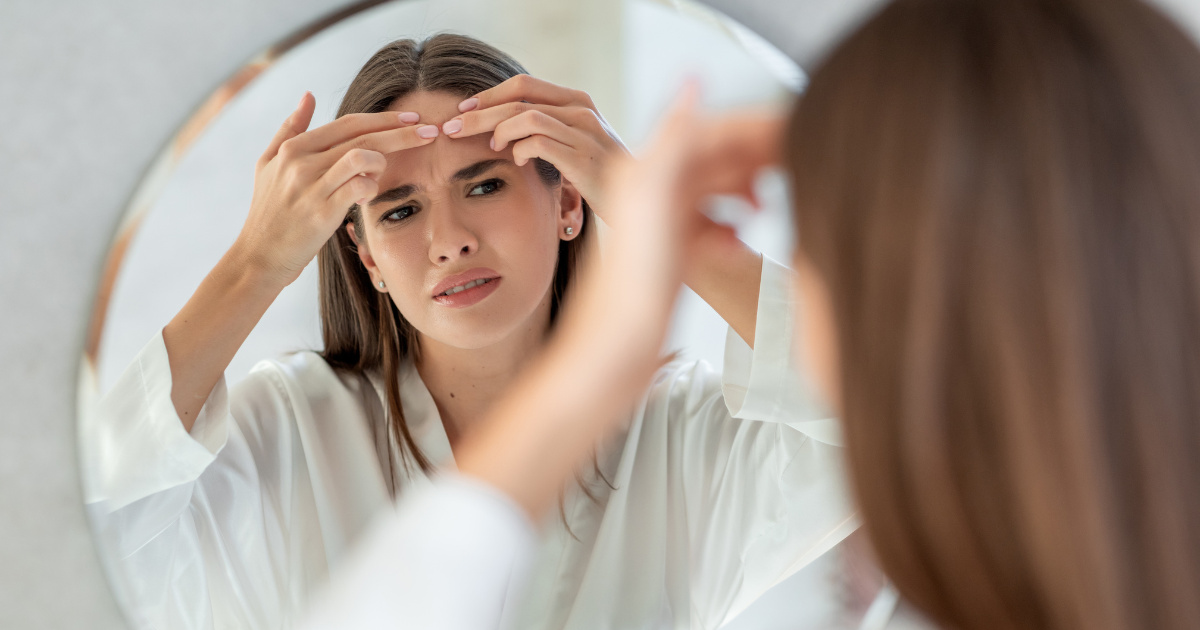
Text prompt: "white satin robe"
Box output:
[[82, 255, 858, 630]]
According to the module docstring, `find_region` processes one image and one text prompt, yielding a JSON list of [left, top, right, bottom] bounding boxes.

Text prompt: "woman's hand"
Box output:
[[585, 91, 784, 360], [440, 74, 629, 217], [162, 93, 439, 428], [661, 107, 785, 348], [234, 92, 438, 286]]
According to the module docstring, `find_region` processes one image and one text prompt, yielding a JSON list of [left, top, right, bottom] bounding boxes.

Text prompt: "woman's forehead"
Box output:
[[382, 132, 508, 188], [385, 90, 463, 126], [377, 89, 512, 188]]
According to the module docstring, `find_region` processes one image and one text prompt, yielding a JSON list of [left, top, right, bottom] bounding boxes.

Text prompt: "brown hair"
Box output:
[[318, 34, 592, 480], [785, 0, 1200, 628]]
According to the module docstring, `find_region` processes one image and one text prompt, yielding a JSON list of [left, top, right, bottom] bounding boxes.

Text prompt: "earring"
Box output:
[[378, 280, 386, 290], [565, 226, 574, 236]]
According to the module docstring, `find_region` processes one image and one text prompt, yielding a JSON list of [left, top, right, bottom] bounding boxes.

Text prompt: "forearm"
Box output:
[[456, 248, 669, 520], [685, 237, 763, 348], [455, 331, 646, 519], [163, 245, 286, 431]]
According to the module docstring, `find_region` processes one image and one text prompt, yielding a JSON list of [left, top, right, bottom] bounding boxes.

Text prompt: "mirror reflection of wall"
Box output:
[[77, 1, 881, 628]]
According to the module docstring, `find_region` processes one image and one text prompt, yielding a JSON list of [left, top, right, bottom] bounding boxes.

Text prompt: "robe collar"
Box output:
[[364, 355, 457, 488]]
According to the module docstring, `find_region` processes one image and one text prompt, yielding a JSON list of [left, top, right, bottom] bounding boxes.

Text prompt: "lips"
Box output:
[[432, 268, 501, 298]]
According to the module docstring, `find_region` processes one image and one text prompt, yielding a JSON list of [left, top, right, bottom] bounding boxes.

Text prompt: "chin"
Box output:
[[400, 280, 553, 352], [411, 303, 532, 351]]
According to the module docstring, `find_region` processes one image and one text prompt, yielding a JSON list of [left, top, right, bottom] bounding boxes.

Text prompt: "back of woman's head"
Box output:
[[784, 0, 1200, 628]]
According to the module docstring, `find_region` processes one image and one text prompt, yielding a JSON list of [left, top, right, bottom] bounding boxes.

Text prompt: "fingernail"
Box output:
[[297, 91, 309, 109], [398, 111, 420, 124], [489, 136, 497, 151], [458, 97, 480, 113], [417, 125, 439, 139], [442, 119, 463, 135]]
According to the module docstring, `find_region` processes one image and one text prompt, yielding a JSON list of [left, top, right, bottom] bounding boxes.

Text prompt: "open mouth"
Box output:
[[438, 277, 496, 297], [431, 273, 502, 308]]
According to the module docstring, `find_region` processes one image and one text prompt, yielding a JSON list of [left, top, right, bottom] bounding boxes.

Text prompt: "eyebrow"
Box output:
[[367, 159, 511, 207], [450, 158, 508, 183]]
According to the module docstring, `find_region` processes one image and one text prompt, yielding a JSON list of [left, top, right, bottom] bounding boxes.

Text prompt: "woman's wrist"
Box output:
[[221, 238, 299, 293]]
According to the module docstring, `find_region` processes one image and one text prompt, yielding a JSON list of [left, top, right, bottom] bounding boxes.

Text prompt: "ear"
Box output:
[[557, 178, 585, 241], [346, 222, 386, 291]]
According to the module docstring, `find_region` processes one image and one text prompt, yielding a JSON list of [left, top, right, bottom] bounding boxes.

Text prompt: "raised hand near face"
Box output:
[[439, 74, 629, 217], [597, 89, 785, 325], [595, 90, 785, 350], [236, 92, 439, 287]]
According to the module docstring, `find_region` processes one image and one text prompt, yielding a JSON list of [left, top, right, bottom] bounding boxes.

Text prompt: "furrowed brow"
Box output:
[[450, 159, 509, 183], [368, 183, 420, 206], [367, 159, 510, 207]]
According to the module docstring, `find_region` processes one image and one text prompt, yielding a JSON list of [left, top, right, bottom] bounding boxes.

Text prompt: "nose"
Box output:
[[427, 202, 479, 265]]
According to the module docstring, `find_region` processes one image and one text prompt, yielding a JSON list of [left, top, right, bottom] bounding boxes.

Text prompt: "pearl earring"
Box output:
[[565, 226, 574, 236], [378, 280, 386, 290]]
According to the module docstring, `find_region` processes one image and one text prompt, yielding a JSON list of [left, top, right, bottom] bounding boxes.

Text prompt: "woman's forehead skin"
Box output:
[[386, 90, 463, 127], [383, 132, 501, 188], [380, 90, 507, 193]]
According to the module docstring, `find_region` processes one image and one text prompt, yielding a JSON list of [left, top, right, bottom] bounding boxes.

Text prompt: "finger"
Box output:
[[647, 80, 703, 156], [693, 112, 784, 169], [287, 109, 422, 155], [318, 148, 387, 206], [491, 109, 585, 152], [318, 123, 439, 169], [330, 174, 381, 215], [510, 134, 576, 169], [457, 74, 591, 113], [636, 82, 704, 181], [259, 91, 316, 166], [675, 112, 785, 203], [600, 82, 703, 231], [443, 102, 587, 140]]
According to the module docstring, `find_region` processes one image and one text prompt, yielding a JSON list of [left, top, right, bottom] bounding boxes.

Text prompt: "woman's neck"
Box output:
[[414, 296, 554, 450]]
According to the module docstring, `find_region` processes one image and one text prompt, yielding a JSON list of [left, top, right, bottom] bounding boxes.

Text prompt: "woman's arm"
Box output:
[[458, 97, 786, 519], [164, 246, 287, 431], [675, 113, 785, 348], [684, 236, 763, 348], [164, 92, 434, 430]]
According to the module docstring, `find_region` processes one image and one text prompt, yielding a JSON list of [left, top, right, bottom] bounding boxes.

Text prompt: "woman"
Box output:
[[311, 0, 1200, 628], [786, 0, 1200, 627], [86, 34, 854, 630]]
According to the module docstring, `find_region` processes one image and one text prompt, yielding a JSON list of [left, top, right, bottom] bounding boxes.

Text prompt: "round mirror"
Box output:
[[76, 1, 890, 628]]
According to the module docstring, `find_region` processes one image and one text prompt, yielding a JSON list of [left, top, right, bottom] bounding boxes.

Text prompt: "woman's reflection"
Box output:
[[85, 34, 853, 629]]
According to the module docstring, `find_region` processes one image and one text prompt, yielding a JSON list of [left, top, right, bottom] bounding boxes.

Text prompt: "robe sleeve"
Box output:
[[296, 474, 537, 630], [651, 255, 859, 629], [81, 329, 306, 630]]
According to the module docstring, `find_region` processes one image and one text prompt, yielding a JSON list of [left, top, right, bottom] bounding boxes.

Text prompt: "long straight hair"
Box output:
[[318, 34, 593, 481], [785, 0, 1200, 628]]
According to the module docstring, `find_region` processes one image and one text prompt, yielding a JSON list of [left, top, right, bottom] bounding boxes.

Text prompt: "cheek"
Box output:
[[487, 191, 561, 267], [370, 230, 428, 295]]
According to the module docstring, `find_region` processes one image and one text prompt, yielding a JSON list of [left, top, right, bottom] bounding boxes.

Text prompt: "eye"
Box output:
[[381, 204, 418, 223], [468, 178, 505, 197]]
